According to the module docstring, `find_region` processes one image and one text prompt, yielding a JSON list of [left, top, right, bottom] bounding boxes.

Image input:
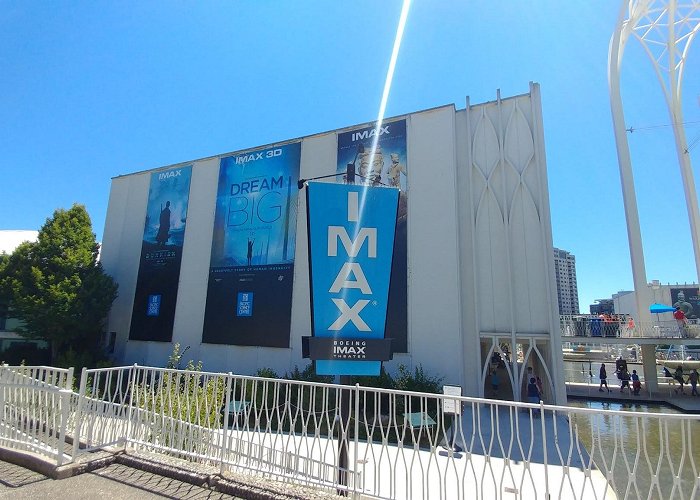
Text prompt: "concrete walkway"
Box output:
[[0, 460, 243, 499], [566, 381, 700, 413]]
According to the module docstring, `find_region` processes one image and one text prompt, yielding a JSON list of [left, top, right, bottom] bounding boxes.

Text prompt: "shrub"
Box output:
[[394, 364, 443, 394], [135, 344, 226, 455], [256, 367, 279, 379], [284, 363, 333, 384], [350, 365, 395, 389]]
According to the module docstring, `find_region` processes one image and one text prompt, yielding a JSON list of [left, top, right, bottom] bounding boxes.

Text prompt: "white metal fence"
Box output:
[[2, 363, 700, 499], [0, 365, 74, 465], [560, 315, 700, 339]]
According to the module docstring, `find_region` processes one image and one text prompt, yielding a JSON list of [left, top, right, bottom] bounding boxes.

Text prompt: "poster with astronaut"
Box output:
[[336, 119, 407, 352]]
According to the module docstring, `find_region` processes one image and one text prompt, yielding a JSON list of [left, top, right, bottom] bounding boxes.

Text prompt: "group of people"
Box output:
[[598, 362, 643, 396], [599, 362, 700, 397], [489, 364, 543, 402], [662, 365, 699, 396]]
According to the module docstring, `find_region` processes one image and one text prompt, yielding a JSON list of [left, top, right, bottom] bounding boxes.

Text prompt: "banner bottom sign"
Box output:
[[302, 337, 393, 362]]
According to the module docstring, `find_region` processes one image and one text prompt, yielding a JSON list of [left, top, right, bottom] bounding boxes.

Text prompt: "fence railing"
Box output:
[[0, 365, 74, 465], [2, 363, 700, 499], [560, 316, 700, 339]]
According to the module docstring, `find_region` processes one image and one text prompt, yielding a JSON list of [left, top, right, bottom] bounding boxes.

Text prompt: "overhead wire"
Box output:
[[626, 119, 700, 133]]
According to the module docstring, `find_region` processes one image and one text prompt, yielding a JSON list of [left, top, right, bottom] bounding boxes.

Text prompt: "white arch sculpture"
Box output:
[[609, 0, 700, 325]]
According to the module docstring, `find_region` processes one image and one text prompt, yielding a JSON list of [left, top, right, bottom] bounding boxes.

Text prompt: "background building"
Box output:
[[553, 247, 580, 315], [613, 284, 699, 321], [590, 298, 615, 315], [101, 84, 567, 404], [0, 230, 49, 365]]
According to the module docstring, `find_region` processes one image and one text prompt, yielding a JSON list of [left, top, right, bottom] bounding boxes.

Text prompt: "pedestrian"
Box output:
[[491, 370, 500, 396], [689, 369, 699, 396], [527, 377, 541, 417], [674, 366, 686, 395], [631, 369, 641, 396], [620, 368, 631, 393], [674, 307, 688, 337], [535, 375, 544, 400], [599, 363, 611, 392]]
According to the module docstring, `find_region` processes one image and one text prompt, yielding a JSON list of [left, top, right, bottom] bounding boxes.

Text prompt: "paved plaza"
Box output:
[[0, 460, 244, 499]]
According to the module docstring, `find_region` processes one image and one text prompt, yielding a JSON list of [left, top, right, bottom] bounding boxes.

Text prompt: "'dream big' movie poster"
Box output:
[[129, 165, 193, 342], [202, 142, 301, 347], [337, 119, 408, 352]]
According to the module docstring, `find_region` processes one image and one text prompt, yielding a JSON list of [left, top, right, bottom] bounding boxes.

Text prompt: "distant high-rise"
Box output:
[[590, 298, 615, 316], [553, 248, 580, 315]]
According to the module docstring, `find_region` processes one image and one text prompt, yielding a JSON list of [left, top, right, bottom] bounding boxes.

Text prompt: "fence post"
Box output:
[[0, 365, 6, 425], [57, 388, 72, 466], [71, 367, 88, 461], [540, 400, 550, 500], [125, 364, 138, 451], [353, 383, 360, 499], [66, 367, 74, 391], [220, 373, 233, 476]]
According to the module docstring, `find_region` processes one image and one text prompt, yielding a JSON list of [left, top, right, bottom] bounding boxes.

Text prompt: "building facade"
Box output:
[[613, 284, 699, 321], [589, 298, 614, 315], [101, 84, 567, 404], [553, 247, 579, 315]]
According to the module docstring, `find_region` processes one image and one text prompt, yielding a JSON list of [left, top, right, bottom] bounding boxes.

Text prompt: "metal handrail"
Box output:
[[3, 363, 700, 499]]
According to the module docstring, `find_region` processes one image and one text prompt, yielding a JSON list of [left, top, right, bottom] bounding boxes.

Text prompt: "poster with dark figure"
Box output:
[[337, 119, 408, 352], [671, 288, 700, 320], [202, 143, 301, 347], [130, 165, 193, 342]]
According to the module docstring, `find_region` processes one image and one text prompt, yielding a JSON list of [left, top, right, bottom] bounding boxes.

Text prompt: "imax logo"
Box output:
[[327, 192, 377, 332], [159, 169, 182, 181], [334, 346, 366, 355], [235, 148, 282, 164], [236, 152, 264, 164], [351, 126, 389, 142], [333, 340, 367, 359]]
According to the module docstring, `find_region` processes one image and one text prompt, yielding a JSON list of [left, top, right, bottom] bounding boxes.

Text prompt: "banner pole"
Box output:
[[337, 375, 351, 496]]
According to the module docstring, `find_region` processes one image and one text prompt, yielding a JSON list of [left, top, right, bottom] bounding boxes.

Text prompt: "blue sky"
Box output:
[[1, 1, 698, 311]]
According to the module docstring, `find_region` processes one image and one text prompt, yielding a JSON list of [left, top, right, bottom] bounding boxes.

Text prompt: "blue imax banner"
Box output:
[[306, 182, 398, 376]]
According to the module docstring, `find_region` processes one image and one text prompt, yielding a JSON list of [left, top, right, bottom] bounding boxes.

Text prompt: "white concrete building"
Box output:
[[614, 283, 700, 321], [101, 83, 566, 404], [0, 230, 38, 255], [553, 247, 579, 315]]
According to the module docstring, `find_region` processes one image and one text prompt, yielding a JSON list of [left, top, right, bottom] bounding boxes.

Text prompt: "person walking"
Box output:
[[689, 369, 699, 396], [527, 377, 541, 417], [674, 307, 688, 337], [490, 370, 500, 397], [599, 363, 611, 392], [620, 368, 631, 393], [674, 366, 686, 395], [631, 369, 641, 396]]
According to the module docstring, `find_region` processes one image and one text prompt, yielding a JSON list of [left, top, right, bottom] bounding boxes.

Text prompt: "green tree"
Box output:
[[0, 205, 118, 366], [0, 253, 9, 327]]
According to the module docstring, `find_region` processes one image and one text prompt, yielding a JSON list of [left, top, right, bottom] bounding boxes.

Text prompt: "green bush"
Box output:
[[394, 364, 443, 393], [284, 363, 333, 384], [350, 365, 395, 389], [136, 344, 226, 454], [256, 367, 279, 379]]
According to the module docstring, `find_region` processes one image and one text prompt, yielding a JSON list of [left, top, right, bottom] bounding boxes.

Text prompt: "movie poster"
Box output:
[[670, 287, 700, 320], [337, 119, 408, 352], [129, 165, 193, 342], [202, 142, 301, 347]]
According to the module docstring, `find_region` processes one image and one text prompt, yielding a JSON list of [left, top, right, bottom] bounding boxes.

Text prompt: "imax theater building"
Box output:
[[101, 82, 566, 405]]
